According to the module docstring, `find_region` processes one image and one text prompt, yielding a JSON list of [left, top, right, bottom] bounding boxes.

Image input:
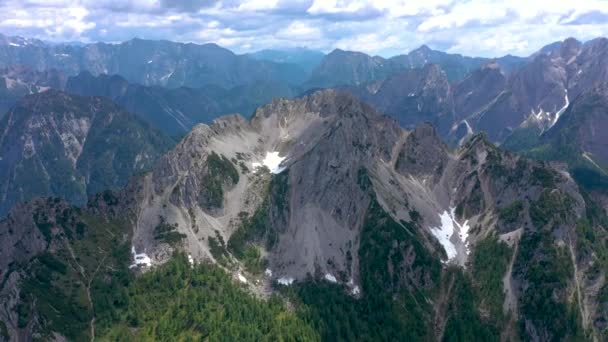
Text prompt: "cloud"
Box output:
[[159, 0, 219, 13], [0, 0, 606, 57]]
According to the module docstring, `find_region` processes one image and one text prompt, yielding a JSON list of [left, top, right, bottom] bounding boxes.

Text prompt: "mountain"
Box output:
[[338, 38, 607, 145], [247, 48, 325, 74], [389, 45, 526, 81], [0, 90, 174, 216], [2, 90, 606, 340], [306, 45, 528, 89], [65, 72, 297, 136], [343, 64, 455, 135], [504, 86, 608, 198], [0, 34, 308, 89], [304, 49, 402, 88], [0, 65, 66, 118], [461, 37, 608, 143]]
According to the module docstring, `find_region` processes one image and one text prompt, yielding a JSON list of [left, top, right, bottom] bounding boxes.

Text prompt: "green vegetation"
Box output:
[[442, 270, 500, 341], [99, 254, 318, 341], [530, 166, 557, 188], [204, 152, 240, 208], [529, 189, 575, 229], [241, 245, 267, 275], [501, 126, 542, 153], [597, 284, 608, 340], [356, 167, 372, 192], [16, 205, 132, 341], [228, 172, 289, 258], [0, 320, 8, 341], [290, 281, 394, 341], [575, 219, 608, 279], [357, 199, 440, 340], [153, 216, 186, 247], [208, 230, 231, 267], [470, 236, 512, 323], [514, 231, 583, 340], [498, 200, 524, 224]]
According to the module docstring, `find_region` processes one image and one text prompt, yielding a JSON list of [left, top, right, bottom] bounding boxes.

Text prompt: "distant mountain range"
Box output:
[[0, 32, 529, 92]]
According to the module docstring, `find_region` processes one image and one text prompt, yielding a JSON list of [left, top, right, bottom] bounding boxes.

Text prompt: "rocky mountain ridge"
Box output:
[[342, 37, 608, 145]]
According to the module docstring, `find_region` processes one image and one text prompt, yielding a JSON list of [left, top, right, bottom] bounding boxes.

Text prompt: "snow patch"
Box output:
[[161, 71, 174, 81], [351, 286, 360, 295], [430, 208, 471, 263], [582, 152, 606, 174], [8, 43, 21, 47], [238, 273, 248, 283], [265, 268, 273, 277], [188, 254, 194, 267], [147, 60, 153, 64], [252, 151, 286, 174], [324, 273, 337, 283], [552, 91, 569, 127], [464, 120, 473, 135], [430, 210, 457, 260], [129, 246, 152, 268], [277, 276, 294, 286]]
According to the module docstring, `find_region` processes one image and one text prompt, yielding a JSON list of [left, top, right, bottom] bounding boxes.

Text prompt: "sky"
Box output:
[[1, 0, 607, 58]]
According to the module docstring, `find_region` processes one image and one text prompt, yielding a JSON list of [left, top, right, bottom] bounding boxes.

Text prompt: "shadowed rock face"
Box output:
[[0, 90, 173, 216], [542, 86, 608, 164], [65, 71, 297, 136]]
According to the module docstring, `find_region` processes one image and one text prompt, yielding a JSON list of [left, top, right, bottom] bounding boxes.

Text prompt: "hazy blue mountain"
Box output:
[[247, 47, 325, 74], [0, 90, 173, 216], [65, 71, 297, 135], [0, 34, 309, 89], [0, 65, 66, 118]]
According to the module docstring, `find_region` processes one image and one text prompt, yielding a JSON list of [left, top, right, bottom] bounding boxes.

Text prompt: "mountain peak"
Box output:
[[414, 44, 432, 54]]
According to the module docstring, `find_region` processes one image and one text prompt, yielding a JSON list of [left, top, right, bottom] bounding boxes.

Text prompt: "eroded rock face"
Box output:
[[125, 90, 586, 288]]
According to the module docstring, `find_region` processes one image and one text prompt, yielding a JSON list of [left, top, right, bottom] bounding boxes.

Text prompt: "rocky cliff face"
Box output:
[[341, 38, 607, 146], [459, 37, 608, 143], [0, 90, 173, 216], [347, 64, 456, 136], [1, 90, 607, 340]]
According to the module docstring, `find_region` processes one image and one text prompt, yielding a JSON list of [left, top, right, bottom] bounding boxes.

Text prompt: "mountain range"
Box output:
[[0, 33, 608, 341], [1, 90, 607, 340]]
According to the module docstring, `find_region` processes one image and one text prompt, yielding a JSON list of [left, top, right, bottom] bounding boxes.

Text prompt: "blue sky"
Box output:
[[2, 0, 608, 57]]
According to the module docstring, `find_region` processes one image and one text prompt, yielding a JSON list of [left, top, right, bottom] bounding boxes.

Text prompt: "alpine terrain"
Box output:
[[1, 90, 606, 341]]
